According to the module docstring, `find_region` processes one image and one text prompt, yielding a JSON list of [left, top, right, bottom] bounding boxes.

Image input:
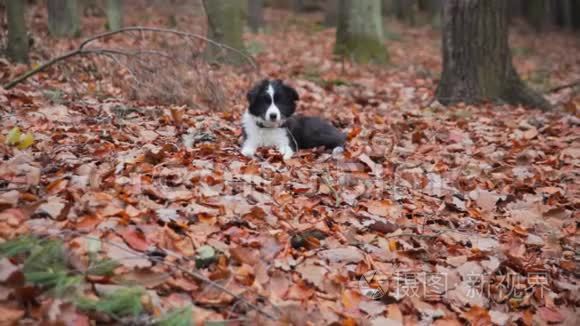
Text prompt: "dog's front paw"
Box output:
[[241, 146, 256, 158], [279, 147, 294, 160]]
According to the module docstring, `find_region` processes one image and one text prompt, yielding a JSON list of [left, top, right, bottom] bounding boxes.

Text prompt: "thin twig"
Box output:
[[3, 49, 81, 89], [546, 79, 580, 93], [382, 232, 441, 239], [3, 26, 258, 90], [77, 26, 257, 69]]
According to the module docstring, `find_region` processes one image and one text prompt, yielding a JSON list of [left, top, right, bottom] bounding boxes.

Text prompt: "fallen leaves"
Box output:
[[363, 200, 401, 218], [318, 247, 364, 264], [0, 4, 578, 325], [104, 240, 152, 269]]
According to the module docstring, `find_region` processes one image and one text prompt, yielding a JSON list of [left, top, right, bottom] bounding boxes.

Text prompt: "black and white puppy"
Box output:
[[241, 79, 346, 160]]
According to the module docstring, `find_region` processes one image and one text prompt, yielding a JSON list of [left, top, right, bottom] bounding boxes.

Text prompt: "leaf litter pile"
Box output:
[[0, 6, 579, 326]]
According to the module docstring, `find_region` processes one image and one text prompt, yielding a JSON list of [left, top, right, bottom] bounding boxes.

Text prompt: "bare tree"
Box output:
[[247, 0, 264, 33], [393, 0, 416, 25], [6, 0, 29, 63], [324, 0, 338, 27], [202, 0, 246, 65], [334, 0, 388, 64], [436, 0, 550, 110], [106, 0, 123, 31], [47, 0, 81, 37]]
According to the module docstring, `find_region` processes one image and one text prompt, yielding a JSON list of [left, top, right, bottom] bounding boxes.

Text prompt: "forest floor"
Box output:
[[0, 3, 579, 325]]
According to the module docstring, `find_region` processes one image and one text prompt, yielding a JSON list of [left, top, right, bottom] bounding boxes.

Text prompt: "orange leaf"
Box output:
[[46, 178, 68, 194], [462, 306, 491, 326], [0, 306, 25, 324], [230, 246, 259, 265], [537, 307, 565, 324], [341, 289, 361, 311], [364, 200, 400, 218], [119, 229, 150, 252], [342, 317, 357, 326]]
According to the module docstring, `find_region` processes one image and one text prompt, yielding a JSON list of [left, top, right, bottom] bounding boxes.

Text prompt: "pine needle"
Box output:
[[156, 306, 193, 326], [77, 287, 144, 318], [0, 236, 39, 258]]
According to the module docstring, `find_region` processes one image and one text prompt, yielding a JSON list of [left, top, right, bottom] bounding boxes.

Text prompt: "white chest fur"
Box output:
[[241, 111, 294, 159]]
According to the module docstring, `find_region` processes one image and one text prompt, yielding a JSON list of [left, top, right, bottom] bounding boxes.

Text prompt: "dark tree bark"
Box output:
[[247, 0, 264, 33], [292, 0, 322, 12], [393, 0, 416, 25], [47, 0, 81, 37], [324, 0, 338, 27], [436, 0, 551, 110], [417, 0, 426, 11], [573, 0, 580, 30], [561, 0, 573, 29], [524, 0, 551, 32], [426, 0, 441, 26], [6, 0, 29, 63], [508, 0, 523, 22]]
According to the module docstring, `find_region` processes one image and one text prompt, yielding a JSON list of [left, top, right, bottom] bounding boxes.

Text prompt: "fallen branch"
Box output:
[[546, 79, 580, 93], [33, 230, 279, 321], [3, 26, 257, 90]]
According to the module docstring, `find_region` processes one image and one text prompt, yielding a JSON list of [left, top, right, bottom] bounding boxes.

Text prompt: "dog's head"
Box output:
[[246, 79, 299, 128]]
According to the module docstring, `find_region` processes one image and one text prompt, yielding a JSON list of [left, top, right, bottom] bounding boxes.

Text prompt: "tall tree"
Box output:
[[324, 0, 338, 27], [105, 0, 123, 31], [6, 0, 29, 63], [393, 0, 415, 25], [247, 0, 264, 33], [202, 0, 246, 65], [523, 0, 553, 32], [572, 0, 580, 30], [436, 0, 550, 110], [334, 0, 388, 64], [292, 0, 321, 12], [47, 0, 81, 37], [426, 0, 441, 27]]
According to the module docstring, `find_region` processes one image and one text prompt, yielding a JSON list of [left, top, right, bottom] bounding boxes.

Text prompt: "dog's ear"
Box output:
[[246, 79, 269, 104], [273, 79, 299, 102], [284, 84, 299, 102]]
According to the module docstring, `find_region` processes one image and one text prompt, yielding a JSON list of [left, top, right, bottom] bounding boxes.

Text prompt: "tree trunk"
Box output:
[[292, 0, 304, 12], [6, 0, 29, 63], [508, 0, 524, 22], [105, 0, 123, 31], [202, 0, 246, 66], [417, 0, 430, 12], [47, 0, 81, 37], [561, 0, 573, 29], [436, 0, 551, 110], [393, 0, 415, 25], [334, 0, 388, 64], [324, 0, 338, 27], [247, 0, 264, 33], [382, 0, 392, 16], [572, 0, 580, 30], [426, 0, 441, 27], [524, 0, 550, 32]]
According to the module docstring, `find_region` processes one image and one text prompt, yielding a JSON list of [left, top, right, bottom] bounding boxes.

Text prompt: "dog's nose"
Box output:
[[269, 113, 278, 121]]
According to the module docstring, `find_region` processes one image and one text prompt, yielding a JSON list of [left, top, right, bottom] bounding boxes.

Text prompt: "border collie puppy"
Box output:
[[241, 79, 346, 160]]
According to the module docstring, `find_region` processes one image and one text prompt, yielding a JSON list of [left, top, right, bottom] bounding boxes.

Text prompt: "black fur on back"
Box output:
[[284, 115, 346, 151]]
